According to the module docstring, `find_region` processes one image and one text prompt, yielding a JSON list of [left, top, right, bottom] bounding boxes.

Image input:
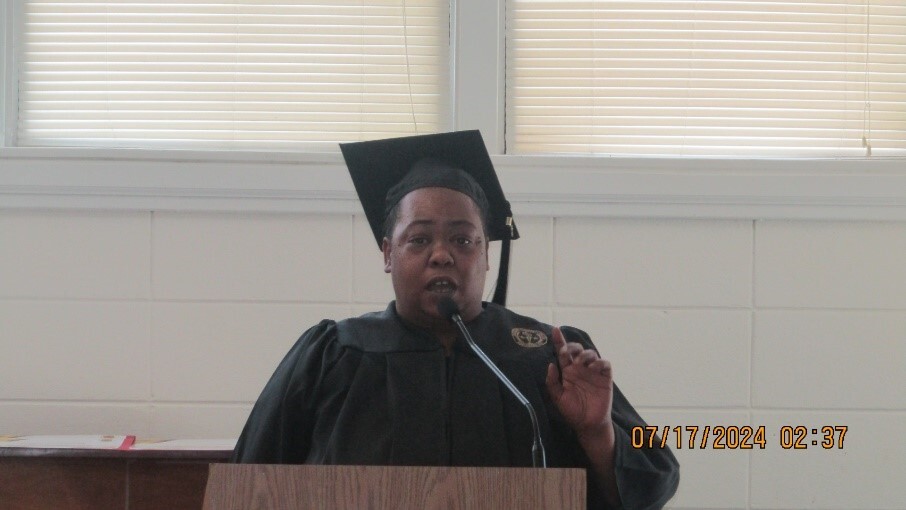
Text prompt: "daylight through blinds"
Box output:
[[18, 0, 449, 150], [506, 1, 906, 157]]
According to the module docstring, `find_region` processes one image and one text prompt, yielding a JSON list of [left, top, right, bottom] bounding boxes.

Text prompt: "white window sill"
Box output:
[[1, 147, 905, 221]]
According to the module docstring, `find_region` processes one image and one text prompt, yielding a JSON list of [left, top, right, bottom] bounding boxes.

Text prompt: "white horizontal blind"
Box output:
[[506, 1, 906, 157], [17, 0, 449, 151]]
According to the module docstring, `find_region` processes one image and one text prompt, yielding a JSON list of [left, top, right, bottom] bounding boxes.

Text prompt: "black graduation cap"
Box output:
[[340, 130, 519, 306]]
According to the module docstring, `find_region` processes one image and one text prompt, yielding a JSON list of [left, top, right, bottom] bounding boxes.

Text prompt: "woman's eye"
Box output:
[[409, 236, 428, 245], [454, 237, 472, 246]]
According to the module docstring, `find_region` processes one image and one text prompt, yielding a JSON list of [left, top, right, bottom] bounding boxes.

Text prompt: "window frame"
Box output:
[[1, 0, 905, 221]]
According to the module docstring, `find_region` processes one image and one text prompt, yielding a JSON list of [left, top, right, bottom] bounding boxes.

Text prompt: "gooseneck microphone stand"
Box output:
[[437, 297, 547, 468]]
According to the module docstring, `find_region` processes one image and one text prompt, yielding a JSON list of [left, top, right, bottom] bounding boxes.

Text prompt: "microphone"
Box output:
[[437, 297, 547, 468]]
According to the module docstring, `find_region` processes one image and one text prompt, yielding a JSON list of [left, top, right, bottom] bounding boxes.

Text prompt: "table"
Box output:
[[0, 445, 232, 510]]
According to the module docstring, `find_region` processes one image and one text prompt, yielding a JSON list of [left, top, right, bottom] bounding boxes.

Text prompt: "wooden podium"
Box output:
[[203, 464, 586, 510]]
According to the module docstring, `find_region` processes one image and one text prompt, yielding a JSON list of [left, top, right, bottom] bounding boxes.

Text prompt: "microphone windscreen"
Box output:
[[436, 297, 460, 321]]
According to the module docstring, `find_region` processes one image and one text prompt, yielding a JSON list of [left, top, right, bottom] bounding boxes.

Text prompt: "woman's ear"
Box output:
[[382, 237, 392, 273]]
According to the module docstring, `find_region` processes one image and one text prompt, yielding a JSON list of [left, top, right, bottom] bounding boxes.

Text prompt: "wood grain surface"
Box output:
[[204, 464, 586, 510]]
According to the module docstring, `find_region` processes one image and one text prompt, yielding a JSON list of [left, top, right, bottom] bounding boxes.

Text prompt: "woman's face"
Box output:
[[382, 187, 489, 330]]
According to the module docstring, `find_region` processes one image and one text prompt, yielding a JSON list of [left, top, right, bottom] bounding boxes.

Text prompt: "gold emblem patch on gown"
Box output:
[[511, 328, 548, 348]]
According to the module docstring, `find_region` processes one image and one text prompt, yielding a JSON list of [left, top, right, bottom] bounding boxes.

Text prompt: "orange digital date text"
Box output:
[[631, 425, 767, 450]]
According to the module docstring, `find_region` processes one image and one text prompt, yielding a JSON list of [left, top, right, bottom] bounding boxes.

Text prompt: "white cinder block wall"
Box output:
[[1, 209, 904, 509]]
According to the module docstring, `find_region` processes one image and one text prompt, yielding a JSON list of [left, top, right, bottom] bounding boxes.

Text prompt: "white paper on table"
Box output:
[[130, 438, 237, 451], [0, 435, 131, 449]]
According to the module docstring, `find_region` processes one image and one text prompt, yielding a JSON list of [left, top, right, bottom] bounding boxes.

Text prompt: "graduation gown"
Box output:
[[232, 302, 679, 510]]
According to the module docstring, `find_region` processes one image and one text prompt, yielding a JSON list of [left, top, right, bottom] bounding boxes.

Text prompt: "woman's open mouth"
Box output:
[[427, 277, 457, 294]]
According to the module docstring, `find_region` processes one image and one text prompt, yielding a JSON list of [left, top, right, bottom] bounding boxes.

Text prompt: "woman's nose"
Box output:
[[428, 241, 454, 266]]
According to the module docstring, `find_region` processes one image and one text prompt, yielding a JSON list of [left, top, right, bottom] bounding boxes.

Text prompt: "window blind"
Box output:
[[506, 1, 906, 157], [17, 0, 449, 151]]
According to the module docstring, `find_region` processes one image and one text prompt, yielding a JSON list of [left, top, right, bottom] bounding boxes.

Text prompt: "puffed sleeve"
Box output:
[[609, 384, 680, 510], [230, 320, 341, 464], [560, 326, 680, 510]]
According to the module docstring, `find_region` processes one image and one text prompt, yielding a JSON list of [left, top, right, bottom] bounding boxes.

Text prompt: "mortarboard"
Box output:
[[340, 130, 519, 306]]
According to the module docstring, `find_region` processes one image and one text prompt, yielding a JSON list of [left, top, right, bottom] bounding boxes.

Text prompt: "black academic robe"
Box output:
[[232, 302, 679, 510]]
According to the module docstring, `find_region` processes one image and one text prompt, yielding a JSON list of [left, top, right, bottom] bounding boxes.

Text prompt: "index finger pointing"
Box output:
[[552, 326, 566, 351]]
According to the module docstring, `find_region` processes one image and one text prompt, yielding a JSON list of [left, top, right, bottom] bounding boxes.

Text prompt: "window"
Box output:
[[15, 0, 450, 151], [9, 1, 906, 157], [506, 0, 906, 157], [2, 0, 904, 220]]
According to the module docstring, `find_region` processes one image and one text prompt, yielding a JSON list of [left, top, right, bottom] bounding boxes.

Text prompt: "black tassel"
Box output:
[[492, 236, 511, 306]]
